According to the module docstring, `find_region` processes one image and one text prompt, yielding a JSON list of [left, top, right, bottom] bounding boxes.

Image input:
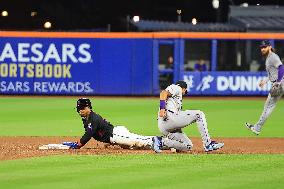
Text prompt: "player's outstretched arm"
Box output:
[[62, 141, 84, 149], [63, 130, 93, 149]]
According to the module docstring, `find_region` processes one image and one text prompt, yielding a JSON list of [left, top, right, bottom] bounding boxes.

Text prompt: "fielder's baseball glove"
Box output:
[[270, 82, 283, 97]]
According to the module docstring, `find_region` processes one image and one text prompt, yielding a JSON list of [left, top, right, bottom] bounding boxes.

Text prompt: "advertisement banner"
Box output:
[[0, 36, 154, 95], [183, 71, 270, 96], [0, 35, 272, 96], [0, 37, 96, 95]]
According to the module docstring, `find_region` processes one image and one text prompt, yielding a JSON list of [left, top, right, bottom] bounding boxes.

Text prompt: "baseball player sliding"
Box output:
[[246, 40, 284, 135], [152, 80, 224, 153], [63, 98, 153, 149]]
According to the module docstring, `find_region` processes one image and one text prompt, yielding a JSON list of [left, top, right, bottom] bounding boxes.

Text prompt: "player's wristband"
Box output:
[[160, 100, 166, 109]]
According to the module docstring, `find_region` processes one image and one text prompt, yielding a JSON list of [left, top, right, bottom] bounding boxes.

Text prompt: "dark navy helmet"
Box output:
[[259, 40, 271, 48], [76, 98, 92, 112]]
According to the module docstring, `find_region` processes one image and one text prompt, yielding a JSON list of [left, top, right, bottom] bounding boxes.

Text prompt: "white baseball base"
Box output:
[[170, 148, 177, 153], [39, 144, 70, 150]]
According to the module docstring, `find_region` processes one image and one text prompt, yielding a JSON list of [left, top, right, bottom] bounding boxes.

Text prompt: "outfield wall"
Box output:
[[183, 71, 269, 96], [0, 36, 153, 95], [0, 31, 281, 96]]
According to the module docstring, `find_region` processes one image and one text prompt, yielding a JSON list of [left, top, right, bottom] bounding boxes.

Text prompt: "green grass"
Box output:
[[0, 154, 284, 189], [1, 97, 284, 189], [0, 97, 283, 137]]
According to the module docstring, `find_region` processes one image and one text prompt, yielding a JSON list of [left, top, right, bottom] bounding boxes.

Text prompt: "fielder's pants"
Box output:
[[158, 110, 212, 151], [255, 81, 284, 132]]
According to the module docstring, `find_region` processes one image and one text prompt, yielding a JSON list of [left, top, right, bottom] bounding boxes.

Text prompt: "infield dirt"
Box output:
[[1, 137, 284, 160]]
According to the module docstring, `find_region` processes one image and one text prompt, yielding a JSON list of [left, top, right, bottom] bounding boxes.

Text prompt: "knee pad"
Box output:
[[196, 110, 205, 120]]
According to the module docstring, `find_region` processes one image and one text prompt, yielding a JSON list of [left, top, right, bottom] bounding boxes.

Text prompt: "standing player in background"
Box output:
[[152, 80, 224, 153], [194, 59, 207, 72], [246, 40, 284, 135], [64, 98, 154, 149]]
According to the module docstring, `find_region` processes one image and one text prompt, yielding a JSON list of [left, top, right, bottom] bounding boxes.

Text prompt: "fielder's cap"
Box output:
[[176, 80, 187, 89], [76, 98, 92, 112], [176, 80, 188, 94], [259, 40, 271, 48]]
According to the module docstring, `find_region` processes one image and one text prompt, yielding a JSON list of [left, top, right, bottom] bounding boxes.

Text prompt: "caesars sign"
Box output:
[[0, 41, 94, 94]]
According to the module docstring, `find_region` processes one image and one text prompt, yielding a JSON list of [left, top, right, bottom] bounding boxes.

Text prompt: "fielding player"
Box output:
[[246, 40, 284, 135], [152, 80, 224, 153]]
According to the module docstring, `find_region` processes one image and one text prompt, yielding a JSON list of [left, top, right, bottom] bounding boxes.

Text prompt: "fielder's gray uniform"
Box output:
[[254, 52, 284, 132], [158, 84, 212, 151]]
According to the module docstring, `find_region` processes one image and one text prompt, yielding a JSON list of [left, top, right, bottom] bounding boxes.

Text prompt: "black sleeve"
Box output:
[[79, 115, 98, 145], [79, 129, 93, 146]]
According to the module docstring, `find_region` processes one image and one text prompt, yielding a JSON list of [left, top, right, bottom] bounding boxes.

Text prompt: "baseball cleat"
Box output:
[[204, 141, 224, 152], [245, 122, 260, 135], [152, 136, 162, 153]]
